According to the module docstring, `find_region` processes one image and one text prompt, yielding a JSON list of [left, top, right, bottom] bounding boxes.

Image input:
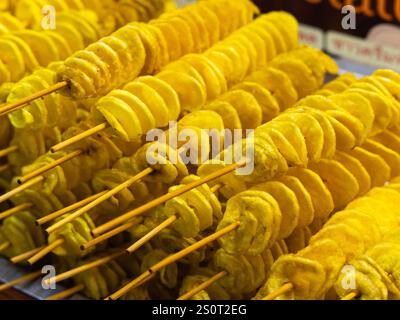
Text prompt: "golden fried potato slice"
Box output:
[[363, 139, 400, 177], [1, 34, 38, 72], [325, 210, 381, 248], [264, 255, 326, 300], [276, 176, 315, 228], [334, 151, 371, 196], [309, 159, 359, 210], [310, 223, 365, 260], [252, 181, 300, 239], [219, 90, 262, 129], [247, 67, 298, 110], [258, 121, 307, 167], [285, 228, 306, 254], [287, 167, 334, 220], [181, 54, 224, 100], [233, 81, 280, 122], [329, 92, 374, 139], [151, 21, 181, 61], [275, 112, 324, 162], [271, 57, 318, 98], [157, 70, 207, 113], [135, 76, 180, 123], [373, 129, 400, 153], [204, 100, 241, 131], [0, 38, 25, 81], [217, 190, 281, 255], [348, 147, 391, 187], [299, 239, 346, 298], [96, 96, 142, 142], [348, 88, 393, 135], [326, 109, 365, 145]]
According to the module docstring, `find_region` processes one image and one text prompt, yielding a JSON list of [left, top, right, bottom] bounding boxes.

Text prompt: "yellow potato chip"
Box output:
[[128, 76, 172, 120], [0, 38, 25, 81], [14, 30, 60, 66], [348, 88, 393, 135], [326, 210, 381, 248], [96, 96, 142, 142], [246, 24, 277, 61], [204, 50, 234, 85], [181, 54, 224, 100], [252, 181, 300, 239], [257, 18, 287, 54], [145, 24, 170, 71], [1, 34, 39, 72], [219, 90, 262, 129], [157, 70, 206, 113], [334, 151, 371, 196], [347, 147, 391, 187], [310, 223, 364, 260], [275, 112, 324, 162], [57, 12, 99, 46], [204, 100, 242, 131], [233, 82, 279, 122], [271, 57, 318, 99], [285, 228, 306, 254], [45, 30, 73, 60], [299, 239, 346, 298], [185, 9, 210, 52], [163, 60, 206, 90], [264, 12, 298, 50], [161, 15, 195, 54], [291, 107, 337, 159], [247, 67, 298, 110], [108, 89, 155, 134], [329, 92, 374, 138], [308, 159, 359, 210], [238, 29, 267, 69], [276, 175, 315, 228], [373, 129, 400, 154], [362, 139, 400, 178], [326, 109, 365, 145], [287, 167, 334, 220], [374, 69, 400, 83], [213, 44, 245, 85], [151, 21, 181, 61], [265, 255, 326, 299], [322, 81, 348, 93]]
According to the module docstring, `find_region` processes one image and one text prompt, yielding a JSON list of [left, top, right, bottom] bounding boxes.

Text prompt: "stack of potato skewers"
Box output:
[[1, 0, 400, 300]]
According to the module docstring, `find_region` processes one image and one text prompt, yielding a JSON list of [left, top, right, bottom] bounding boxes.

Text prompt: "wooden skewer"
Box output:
[[104, 273, 156, 300], [80, 220, 140, 251], [125, 215, 177, 254], [27, 238, 65, 265], [0, 146, 18, 158], [46, 168, 154, 234], [341, 291, 358, 300], [50, 123, 108, 153], [124, 183, 223, 254], [46, 284, 85, 300], [0, 241, 10, 253], [43, 251, 125, 286], [36, 191, 108, 226], [108, 221, 240, 300], [262, 283, 294, 300], [92, 161, 246, 237], [0, 163, 10, 173], [0, 270, 42, 292], [0, 176, 43, 204], [0, 202, 33, 220], [10, 246, 46, 264], [17, 150, 83, 185], [177, 271, 227, 300], [0, 81, 68, 115]]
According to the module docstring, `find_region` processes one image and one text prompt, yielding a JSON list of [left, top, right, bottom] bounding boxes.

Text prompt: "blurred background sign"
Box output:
[[254, 0, 400, 71]]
